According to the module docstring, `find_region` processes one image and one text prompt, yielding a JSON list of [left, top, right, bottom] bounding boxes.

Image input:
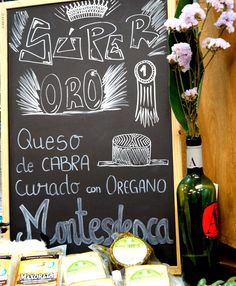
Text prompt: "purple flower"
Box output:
[[182, 87, 198, 101], [167, 43, 192, 72], [164, 17, 182, 31], [202, 37, 231, 50], [164, 17, 196, 32], [206, 0, 234, 12], [179, 3, 206, 28], [215, 10, 236, 33]]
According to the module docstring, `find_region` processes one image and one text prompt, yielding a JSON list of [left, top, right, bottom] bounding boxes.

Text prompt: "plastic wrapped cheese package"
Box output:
[[62, 251, 108, 285], [0, 254, 12, 286], [70, 277, 115, 286], [124, 264, 170, 286], [0, 239, 49, 286], [14, 250, 63, 286]]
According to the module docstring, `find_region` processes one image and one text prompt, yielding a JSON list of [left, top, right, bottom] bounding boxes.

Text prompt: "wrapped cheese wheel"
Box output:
[[62, 252, 107, 285], [125, 264, 170, 286], [70, 278, 115, 286], [109, 233, 153, 269]]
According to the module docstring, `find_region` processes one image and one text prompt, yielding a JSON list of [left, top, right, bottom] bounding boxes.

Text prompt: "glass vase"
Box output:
[[177, 136, 219, 285]]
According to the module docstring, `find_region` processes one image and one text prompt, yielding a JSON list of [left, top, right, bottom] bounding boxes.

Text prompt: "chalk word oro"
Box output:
[[41, 70, 103, 113]]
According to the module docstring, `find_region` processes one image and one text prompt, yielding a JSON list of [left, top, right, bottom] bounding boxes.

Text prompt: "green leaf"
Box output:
[[226, 277, 236, 283], [168, 67, 188, 131], [167, 0, 193, 132], [211, 280, 225, 286], [224, 278, 236, 286], [167, 0, 205, 133], [197, 278, 207, 286]]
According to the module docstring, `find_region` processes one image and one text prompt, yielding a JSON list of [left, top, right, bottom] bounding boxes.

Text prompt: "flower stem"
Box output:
[[199, 4, 211, 37], [204, 51, 216, 70], [202, 49, 211, 61]]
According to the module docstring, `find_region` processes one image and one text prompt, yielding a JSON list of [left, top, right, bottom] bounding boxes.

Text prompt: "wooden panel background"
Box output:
[[199, 0, 236, 249]]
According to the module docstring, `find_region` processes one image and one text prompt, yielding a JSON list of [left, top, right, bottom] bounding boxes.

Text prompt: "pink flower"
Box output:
[[167, 43, 192, 72], [164, 17, 194, 32], [215, 10, 236, 33], [202, 37, 231, 50], [182, 87, 198, 101], [206, 0, 234, 12], [164, 17, 182, 31], [179, 3, 206, 27]]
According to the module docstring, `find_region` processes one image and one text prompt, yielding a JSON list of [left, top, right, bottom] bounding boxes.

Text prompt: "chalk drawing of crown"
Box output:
[[66, 0, 108, 21]]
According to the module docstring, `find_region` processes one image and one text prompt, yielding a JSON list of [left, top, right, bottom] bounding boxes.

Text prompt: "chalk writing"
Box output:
[[15, 129, 89, 197], [16, 157, 34, 174], [41, 155, 90, 172], [11, 15, 162, 61], [17, 128, 83, 151], [19, 17, 53, 65], [17, 65, 128, 115], [53, 37, 83, 60], [15, 174, 80, 197], [16, 197, 174, 246], [126, 14, 158, 49], [106, 175, 167, 195], [86, 186, 102, 194]]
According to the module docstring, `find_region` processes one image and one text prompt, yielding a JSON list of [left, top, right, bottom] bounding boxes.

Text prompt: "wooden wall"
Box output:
[[199, 2, 236, 249]]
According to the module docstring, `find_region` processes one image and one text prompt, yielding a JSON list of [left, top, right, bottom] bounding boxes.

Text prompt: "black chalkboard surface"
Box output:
[[0, 0, 181, 273]]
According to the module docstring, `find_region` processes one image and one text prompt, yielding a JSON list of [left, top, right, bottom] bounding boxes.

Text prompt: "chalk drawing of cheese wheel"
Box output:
[[97, 133, 169, 167], [112, 133, 151, 166]]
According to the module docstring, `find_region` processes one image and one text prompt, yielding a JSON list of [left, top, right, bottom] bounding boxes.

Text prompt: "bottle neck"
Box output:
[[186, 136, 203, 175]]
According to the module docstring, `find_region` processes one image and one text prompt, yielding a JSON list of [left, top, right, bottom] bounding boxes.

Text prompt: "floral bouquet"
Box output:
[[165, 0, 236, 137]]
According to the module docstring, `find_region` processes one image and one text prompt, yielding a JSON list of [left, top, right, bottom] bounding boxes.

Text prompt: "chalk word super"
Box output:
[[19, 15, 158, 65]]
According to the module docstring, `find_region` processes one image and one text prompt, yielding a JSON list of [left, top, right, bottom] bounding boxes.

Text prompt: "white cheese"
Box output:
[[63, 252, 107, 285], [70, 278, 115, 286], [125, 264, 170, 286]]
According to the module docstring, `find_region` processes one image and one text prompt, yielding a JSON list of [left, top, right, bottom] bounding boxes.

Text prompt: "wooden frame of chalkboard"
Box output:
[[0, 0, 183, 274]]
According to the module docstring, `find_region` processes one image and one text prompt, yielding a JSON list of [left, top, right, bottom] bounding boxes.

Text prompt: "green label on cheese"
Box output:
[[113, 237, 147, 265]]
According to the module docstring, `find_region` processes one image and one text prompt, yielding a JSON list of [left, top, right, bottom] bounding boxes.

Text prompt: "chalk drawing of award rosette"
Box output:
[[97, 133, 168, 167], [134, 60, 159, 128]]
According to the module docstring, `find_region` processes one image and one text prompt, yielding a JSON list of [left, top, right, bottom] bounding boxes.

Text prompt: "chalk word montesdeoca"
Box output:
[[16, 197, 174, 246]]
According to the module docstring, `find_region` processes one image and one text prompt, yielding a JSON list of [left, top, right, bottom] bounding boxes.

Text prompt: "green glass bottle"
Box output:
[[177, 136, 219, 285]]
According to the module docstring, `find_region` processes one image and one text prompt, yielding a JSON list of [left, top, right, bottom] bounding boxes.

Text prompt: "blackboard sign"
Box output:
[[0, 0, 182, 273]]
